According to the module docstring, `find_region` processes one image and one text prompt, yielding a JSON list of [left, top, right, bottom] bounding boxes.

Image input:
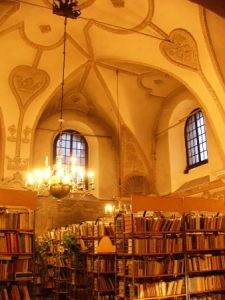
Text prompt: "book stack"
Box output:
[[0, 206, 34, 299]]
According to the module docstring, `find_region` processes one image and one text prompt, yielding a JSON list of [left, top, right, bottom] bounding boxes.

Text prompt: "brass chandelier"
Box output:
[[26, 0, 94, 198]]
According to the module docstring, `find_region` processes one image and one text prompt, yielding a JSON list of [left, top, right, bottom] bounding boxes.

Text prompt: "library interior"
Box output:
[[0, 0, 225, 299]]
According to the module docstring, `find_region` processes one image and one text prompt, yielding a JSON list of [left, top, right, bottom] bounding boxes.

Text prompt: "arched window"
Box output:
[[184, 109, 208, 171], [54, 130, 88, 167]]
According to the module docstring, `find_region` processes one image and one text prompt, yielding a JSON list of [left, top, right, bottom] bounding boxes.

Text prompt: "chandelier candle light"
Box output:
[[26, 0, 94, 198]]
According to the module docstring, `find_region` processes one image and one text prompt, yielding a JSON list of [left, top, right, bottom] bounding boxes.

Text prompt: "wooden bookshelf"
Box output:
[[0, 203, 35, 300], [115, 211, 186, 300], [86, 217, 116, 300]]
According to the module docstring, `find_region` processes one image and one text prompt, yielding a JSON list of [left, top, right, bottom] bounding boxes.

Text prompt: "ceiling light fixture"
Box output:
[[26, 0, 94, 199]]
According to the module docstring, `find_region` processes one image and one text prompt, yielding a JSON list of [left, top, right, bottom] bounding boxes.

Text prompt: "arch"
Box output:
[[53, 129, 88, 168], [155, 89, 224, 194], [184, 108, 208, 172]]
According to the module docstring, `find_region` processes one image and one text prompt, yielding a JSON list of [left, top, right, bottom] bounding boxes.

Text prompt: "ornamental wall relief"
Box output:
[[120, 126, 152, 195], [7, 125, 17, 142], [22, 126, 32, 144], [160, 29, 199, 70], [6, 156, 28, 171], [9, 65, 50, 110]]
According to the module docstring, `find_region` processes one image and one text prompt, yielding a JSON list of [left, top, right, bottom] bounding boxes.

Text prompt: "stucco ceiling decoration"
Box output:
[[9, 65, 50, 110], [121, 126, 152, 186], [64, 91, 91, 113], [160, 29, 199, 71], [7, 125, 17, 142], [0, 0, 20, 26], [22, 126, 32, 143], [138, 72, 182, 98], [96, 59, 155, 75], [122, 175, 150, 197], [6, 156, 28, 171], [110, 0, 124, 8], [0, 172, 26, 190], [82, 0, 153, 34]]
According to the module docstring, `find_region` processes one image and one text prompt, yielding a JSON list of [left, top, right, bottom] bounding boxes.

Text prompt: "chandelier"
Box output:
[[26, 1, 94, 199]]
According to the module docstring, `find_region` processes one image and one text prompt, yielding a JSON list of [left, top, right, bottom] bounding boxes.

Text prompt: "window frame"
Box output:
[[53, 130, 88, 168], [184, 109, 208, 173]]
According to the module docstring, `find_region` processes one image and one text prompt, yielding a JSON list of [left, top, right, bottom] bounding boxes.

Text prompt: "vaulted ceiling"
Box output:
[[1, 0, 225, 193]]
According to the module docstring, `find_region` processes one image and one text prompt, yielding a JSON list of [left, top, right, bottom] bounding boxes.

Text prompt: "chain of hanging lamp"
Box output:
[[57, 16, 67, 163], [26, 1, 95, 199]]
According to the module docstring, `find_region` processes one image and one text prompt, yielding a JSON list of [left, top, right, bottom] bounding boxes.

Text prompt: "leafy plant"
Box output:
[[35, 237, 51, 277], [62, 233, 83, 268]]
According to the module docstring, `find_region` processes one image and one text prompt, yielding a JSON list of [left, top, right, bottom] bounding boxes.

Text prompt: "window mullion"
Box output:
[[195, 114, 201, 163], [70, 133, 73, 158]]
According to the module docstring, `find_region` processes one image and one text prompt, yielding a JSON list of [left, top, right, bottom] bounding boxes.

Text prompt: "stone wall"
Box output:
[[35, 194, 131, 236]]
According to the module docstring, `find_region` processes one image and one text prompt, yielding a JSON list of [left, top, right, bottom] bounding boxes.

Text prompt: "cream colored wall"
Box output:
[[155, 89, 224, 195], [32, 110, 117, 199], [1, 0, 225, 200]]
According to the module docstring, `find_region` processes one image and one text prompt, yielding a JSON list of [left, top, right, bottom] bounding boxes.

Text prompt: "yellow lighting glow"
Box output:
[[26, 155, 94, 198]]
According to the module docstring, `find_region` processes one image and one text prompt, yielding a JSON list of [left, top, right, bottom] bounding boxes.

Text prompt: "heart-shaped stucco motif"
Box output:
[[9, 65, 50, 109], [0, 1, 20, 26], [160, 29, 199, 70]]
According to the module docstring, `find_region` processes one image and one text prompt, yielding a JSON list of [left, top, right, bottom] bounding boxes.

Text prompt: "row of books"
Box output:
[[0, 211, 34, 231], [54, 267, 70, 280], [117, 237, 183, 254], [115, 211, 225, 234], [94, 276, 115, 291], [81, 221, 115, 238], [119, 278, 184, 298], [185, 212, 225, 231], [133, 216, 182, 233], [93, 258, 115, 273], [71, 270, 88, 286], [41, 220, 115, 242], [0, 284, 31, 300], [0, 233, 32, 254], [87, 257, 115, 273], [188, 254, 225, 272], [188, 275, 225, 293], [46, 255, 70, 268], [0, 257, 32, 280], [186, 234, 225, 250], [117, 258, 184, 276]]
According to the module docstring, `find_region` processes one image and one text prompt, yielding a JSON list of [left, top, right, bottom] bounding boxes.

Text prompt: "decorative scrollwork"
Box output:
[[160, 29, 199, 70]]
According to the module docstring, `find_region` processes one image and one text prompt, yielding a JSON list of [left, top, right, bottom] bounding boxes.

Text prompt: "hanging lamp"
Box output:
[[26, 1, 94, 198]]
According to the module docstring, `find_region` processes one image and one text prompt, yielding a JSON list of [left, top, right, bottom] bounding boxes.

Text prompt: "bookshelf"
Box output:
[[36, 224, 90, 300], [115, 211, 186, 299], [130, 195, 225, 300], [0, 204, 35, 299], [185, 211, 225, 299], [34, 195, 225, 300], [86, 217, 116, 300]]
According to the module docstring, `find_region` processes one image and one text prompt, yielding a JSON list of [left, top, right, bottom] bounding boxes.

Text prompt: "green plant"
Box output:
[[62, 233, 86, 268], [35, 237, 51, 277], [62, 233, 80, 255]]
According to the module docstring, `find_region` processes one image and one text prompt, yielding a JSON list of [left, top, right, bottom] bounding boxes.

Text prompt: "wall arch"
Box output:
[[155, 89, 224, 195]]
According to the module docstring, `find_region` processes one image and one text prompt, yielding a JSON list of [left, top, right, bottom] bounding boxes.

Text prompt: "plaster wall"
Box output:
[[155, 90, 224, 194], [32, 110, 117, 199]]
